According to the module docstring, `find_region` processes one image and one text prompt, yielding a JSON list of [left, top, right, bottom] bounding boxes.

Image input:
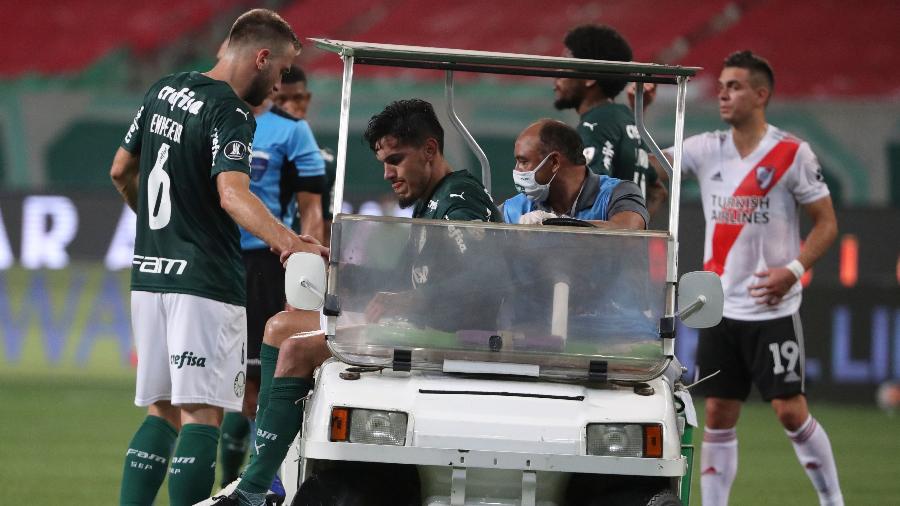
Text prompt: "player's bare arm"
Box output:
[[216, 171, 328, 261], [110, 147, 141, 212], [296, 190, 324, 243], [364, 291, 416, 323], [643, 155, 671, 218], [586, 210, 646, 230], [749, 195, 837, 305], [796, 195, 838, 268], [644, 178, 668, 217]]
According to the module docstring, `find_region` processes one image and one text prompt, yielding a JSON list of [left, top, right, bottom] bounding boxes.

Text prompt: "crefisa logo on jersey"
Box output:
[[756, 166, 775, 190], [224, 141, 248, 161], [170, 351, 207, 369], [157, 86, 205, 115]]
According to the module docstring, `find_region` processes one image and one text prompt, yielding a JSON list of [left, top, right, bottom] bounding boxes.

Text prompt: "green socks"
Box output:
[[219, 412, 251, 485], [167, 423, 220, 506], [256, 344, 280, 419], [222, 343, 278, 486], [120, 415, 178, 505], [238, 377, 312, 494]]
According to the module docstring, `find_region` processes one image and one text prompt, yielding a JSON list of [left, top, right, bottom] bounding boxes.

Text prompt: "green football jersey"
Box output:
[[577, 103, 656, 195], [405, 170, 503, 331], [121, 72, 256, 306], [412, 170, 502, 222]]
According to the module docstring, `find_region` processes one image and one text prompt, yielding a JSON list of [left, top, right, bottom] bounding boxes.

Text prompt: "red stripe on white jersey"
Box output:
[[703, 139, 801, 275]]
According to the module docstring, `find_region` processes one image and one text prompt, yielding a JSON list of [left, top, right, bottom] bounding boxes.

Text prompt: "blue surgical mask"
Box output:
[[513, 153, 557, 201]]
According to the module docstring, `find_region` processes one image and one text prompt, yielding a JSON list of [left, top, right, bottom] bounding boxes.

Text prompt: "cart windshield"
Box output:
[[329, 215, 670, 381]]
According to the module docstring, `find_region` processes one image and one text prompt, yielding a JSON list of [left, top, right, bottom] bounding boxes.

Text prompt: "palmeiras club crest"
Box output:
[[756, 166, 775, 190]]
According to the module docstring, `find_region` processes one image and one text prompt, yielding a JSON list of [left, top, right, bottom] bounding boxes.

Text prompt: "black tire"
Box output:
[[645, 490, 682, 506], [292, 463, 419, 506], [566, 474, 675, 506], [606, 488, 682, 506]]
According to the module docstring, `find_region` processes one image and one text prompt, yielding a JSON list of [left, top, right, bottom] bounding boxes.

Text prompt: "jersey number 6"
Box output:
[[148, 143, 172, 230]]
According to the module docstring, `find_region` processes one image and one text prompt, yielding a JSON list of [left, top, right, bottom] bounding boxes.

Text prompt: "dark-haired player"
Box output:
[[206, 99, 499, 505], [665, 51, 843, 506], [555, 24, 667, 216], [110, 9, 326, 505]]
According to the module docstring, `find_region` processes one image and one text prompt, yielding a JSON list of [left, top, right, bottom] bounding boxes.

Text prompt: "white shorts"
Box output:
[[131, 291, 247, 411]]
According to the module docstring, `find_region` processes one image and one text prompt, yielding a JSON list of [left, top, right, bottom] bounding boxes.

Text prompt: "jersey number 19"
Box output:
[[148, 143, 172, 230]]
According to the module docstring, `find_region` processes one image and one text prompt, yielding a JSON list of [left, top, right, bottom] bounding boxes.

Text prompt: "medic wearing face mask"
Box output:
[[501, 119, 649, 230]]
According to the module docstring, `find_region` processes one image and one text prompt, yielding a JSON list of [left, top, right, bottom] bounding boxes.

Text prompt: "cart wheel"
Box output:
[[606, 488, 682, 506], [644, 490, 682, 506], [292, 463, 419, 506]]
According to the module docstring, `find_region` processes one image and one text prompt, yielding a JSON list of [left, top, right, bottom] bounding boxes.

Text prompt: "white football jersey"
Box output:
[[671, 125, 829, 320]]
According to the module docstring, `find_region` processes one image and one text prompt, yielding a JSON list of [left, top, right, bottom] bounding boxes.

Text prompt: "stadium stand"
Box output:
[[285, 0, 731, 76], [0, 0, 243, 76], [2, 0, 895, 97], [282, 0, 897, 97], [676, 0, 900, 97]]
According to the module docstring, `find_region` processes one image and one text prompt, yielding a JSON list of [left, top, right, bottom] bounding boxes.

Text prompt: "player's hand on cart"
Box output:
[[748, 266, 799, 305], [278, 234, 330, 265], [518, 210, 557, 225]]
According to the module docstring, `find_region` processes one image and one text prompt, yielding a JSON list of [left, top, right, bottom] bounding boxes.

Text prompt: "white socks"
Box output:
[[700, 426, 738, 506], [786, 416, 844, 506], [701, 417, 843, 506]]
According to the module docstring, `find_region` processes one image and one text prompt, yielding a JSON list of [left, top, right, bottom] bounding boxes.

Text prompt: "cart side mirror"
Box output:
[[677, 271, 723, 329], [285, 252, 327, 310]]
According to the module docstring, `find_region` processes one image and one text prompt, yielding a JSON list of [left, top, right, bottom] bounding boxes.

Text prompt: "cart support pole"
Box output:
[[445, 70, 491, 192], [332, 55, 354, 220], [634, 78, 688, 356], [668, 76, 688, 277]]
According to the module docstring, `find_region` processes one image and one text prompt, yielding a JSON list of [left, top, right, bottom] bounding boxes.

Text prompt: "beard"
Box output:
[[553, 94, 581, 111], [244, 72, 272, 107], [396, 172, 428, 209]]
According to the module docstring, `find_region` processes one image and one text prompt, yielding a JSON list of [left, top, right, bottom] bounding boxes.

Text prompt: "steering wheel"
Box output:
[[541, 217, 597, 228]]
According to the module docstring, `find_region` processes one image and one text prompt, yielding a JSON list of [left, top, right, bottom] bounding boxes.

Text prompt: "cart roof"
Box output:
[[311, 38, 700, 82]]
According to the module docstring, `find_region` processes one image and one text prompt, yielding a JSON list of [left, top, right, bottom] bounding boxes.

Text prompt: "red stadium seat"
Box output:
[[0, 0, 241, 76], [286, 0, 730, 78], [677, 0, 899, 97], [3, 0, 896, 97], [283, 0, 897, 97]]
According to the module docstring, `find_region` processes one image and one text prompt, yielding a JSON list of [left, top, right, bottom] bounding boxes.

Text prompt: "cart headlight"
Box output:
[[330, 407, 407, 445], [586, 423, 663, 458]]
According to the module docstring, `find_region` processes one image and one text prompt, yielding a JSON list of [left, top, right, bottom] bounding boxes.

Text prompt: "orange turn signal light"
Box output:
[[330, 407, 350, 442], [643, 424, 663, 458]]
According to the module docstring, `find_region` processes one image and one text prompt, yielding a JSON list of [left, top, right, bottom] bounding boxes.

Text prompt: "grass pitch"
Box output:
[[0, 367, 897, 505]]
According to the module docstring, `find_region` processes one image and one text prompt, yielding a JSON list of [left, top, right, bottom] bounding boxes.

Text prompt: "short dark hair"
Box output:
[[723, 50, 775, 91], [364, 99, 444, 153], [564, 24, 633, 98], [537, 119, 587, 165], [228, 9, 301, 53], [282, 65, 307, 85]]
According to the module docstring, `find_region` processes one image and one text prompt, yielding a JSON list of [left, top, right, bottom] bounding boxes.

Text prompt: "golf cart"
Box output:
[[281, 40, 720, 506]]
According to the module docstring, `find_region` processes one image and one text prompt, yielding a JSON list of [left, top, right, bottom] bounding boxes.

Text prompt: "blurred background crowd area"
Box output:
[[0, 0, 898, 400], [0, 0, 897, 205]]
